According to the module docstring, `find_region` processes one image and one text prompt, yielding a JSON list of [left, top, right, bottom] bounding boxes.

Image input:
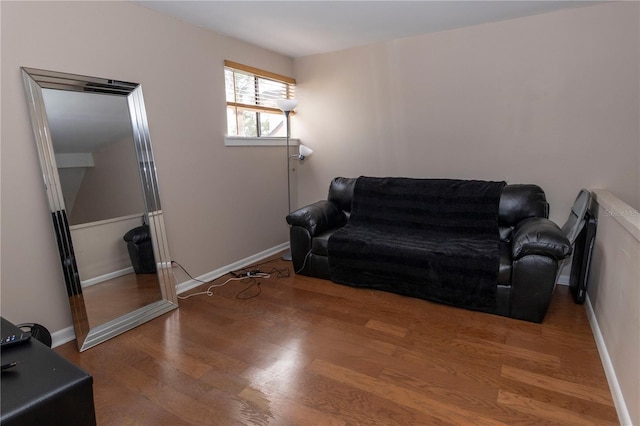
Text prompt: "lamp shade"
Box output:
[[298, 144, 313, 159], [275, 99, 298, 112]]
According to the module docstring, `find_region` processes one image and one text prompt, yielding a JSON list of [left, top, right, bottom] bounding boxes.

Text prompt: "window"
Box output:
[[224, 60, 296, 139]]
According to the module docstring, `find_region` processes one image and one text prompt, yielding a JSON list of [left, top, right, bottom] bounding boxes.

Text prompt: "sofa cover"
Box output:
[[286, 176, 572, 323]]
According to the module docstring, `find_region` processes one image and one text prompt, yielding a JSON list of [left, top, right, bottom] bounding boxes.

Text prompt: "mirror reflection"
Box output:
[[22, 67, 178, 351], [42, 89, 163, 328]]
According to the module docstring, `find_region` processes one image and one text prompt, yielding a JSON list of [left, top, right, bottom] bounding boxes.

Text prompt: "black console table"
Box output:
[[1, 317, 96, 425]]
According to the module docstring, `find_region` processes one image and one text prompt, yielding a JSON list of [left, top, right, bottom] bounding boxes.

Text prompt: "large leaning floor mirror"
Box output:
[[22, 67, 178, 351]]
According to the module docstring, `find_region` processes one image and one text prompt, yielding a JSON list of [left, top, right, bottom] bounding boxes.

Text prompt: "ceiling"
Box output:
[[134, 1, 594, 58]]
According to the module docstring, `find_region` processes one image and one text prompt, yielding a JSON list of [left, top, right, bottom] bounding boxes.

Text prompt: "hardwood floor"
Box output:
[[55, 257, 618, 425], [82, 272, 163, 328]]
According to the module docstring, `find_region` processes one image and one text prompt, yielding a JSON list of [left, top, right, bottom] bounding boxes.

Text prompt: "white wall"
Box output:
[[587, 190, 639, 426], [1, 1, 293, 333], [294, 2, 639, 225], [70, 214, 142, 282]]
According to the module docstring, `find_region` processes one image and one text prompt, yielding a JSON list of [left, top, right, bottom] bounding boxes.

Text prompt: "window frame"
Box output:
[[224, 60, 296, 145]]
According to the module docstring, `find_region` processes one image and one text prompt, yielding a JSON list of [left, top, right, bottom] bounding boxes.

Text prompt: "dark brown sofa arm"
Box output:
[[511, 217, 572, 261], [286, 200, 347, 237]]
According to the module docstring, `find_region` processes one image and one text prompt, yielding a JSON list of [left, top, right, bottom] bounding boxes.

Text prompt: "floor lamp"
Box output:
[[275, 99, 298, 214], [275, 99, 311, 261]]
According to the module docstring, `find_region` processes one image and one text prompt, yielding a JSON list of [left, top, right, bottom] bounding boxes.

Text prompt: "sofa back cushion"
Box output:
[[328, 177, 356, 212], [327, 178, 548, 243], [499, 184, 549, 241]]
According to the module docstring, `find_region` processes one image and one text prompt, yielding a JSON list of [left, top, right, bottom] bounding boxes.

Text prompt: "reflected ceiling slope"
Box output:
[[42, 90, 133, 154], [134, 1, 596, 58]]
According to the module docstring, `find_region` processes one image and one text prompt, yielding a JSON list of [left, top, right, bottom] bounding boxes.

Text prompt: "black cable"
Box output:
[[262, 266, 290, 278], [235, 280, 261, 299], [171, 260, 210, 284], [231, 264, 290, 279]]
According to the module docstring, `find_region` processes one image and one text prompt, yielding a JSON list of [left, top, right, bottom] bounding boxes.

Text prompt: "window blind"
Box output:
[[224, 60, 296, 115]]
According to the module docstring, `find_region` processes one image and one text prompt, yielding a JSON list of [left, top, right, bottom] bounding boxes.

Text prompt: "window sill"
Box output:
[[224, 137, 300, 147]]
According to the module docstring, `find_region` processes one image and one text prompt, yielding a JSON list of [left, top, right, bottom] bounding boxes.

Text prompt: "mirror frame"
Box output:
[[22, 67, 178, 351]]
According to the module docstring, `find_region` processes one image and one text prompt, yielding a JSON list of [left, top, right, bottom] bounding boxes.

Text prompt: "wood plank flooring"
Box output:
[[55, 256, 618, 425], [83, 272, 163, 328]]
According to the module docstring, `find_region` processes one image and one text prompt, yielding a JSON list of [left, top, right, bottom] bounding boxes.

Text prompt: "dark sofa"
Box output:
[[286, 177, 572, 323]]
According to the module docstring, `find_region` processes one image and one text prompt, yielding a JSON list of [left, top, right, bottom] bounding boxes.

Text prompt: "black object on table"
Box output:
[[1, 317, 96, 425]]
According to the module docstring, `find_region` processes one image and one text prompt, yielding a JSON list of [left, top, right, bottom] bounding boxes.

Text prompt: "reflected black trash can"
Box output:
[[123, 225, 157, 274]]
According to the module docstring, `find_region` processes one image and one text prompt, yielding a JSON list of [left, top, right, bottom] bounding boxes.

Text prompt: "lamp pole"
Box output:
[[275, 99, 298, 214], [284, 109, 292, 214], [275, 99, 298, 261]]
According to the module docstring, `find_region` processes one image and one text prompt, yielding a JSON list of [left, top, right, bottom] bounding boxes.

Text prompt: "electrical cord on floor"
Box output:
[[235, 280, 261, 300], [174, 259, 290, 300], [231, 265, 290, 279], [171, 260, 209, 284], [177, 275, 261, 300]]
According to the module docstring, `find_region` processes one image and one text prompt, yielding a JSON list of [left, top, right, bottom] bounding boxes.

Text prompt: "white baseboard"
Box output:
[[556, 273, 570, 286], [81, 266, 134, 288], [176, 242, 289, 295], [51, 325, 77, 348], [585, 295, 631, 426]]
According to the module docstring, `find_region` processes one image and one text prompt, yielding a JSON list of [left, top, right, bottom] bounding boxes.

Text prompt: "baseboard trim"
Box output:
[[556, 272, 570, 286], [51, 325, 77, 348], [81, 267, 134, 288], [585, 295, 631, 426], [175, 242, 289, 295]]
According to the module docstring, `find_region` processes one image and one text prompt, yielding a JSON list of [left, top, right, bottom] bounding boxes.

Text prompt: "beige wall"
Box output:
[[294, 2, 640, 225], [70, 137, 144, 225], [588, 190, 639, 425], [69, 136, 145, 225], [1, 1, 293, 332]]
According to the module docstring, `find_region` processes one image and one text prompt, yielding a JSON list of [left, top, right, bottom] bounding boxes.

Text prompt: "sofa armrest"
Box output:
[[286, 200, 347, 237], [511, 217, 572, 261]]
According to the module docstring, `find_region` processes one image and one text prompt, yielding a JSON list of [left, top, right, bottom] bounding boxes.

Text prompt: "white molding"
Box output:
[[224, 136, 300, 147], [69, 212, 144, 231], [81, 266, 134, 288], [55, 152, 94, 168], [591, 189, 640, 242], [585, 295, 631, 426], [51, 325, 77, 348], [176, 242, 289, 294]]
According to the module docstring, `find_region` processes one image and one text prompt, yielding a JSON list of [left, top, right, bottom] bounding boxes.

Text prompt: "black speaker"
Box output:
[[16, 323, 52, 348]]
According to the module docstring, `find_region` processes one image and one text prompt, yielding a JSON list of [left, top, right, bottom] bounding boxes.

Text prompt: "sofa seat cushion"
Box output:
[[323, 231, 513, 286], [329, 226, 502, 311]]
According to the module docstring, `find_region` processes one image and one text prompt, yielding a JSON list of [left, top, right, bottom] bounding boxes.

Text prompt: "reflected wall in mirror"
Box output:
[[22, 67, 178, 351]]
